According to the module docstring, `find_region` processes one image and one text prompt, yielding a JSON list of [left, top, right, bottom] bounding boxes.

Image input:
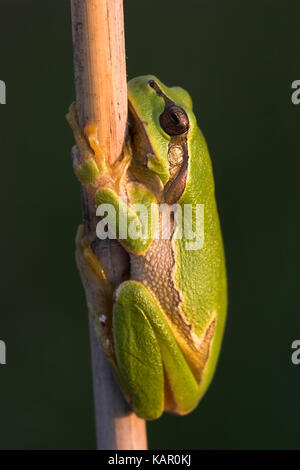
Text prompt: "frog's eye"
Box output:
[[159, 105, 189, 136]]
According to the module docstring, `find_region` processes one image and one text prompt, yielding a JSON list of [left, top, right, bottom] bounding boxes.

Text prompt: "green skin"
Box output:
[[67, 75, 227, 420]]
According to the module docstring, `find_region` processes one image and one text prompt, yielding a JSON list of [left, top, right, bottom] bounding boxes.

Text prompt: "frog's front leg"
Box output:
[[95, 183, 159, 253], [66, 102, 129, 191], [113, 280, 200, 420], [66, 103, 158, 254]]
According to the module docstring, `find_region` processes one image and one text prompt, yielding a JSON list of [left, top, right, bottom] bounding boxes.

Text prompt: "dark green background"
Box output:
[[0, 0, 299, 450]]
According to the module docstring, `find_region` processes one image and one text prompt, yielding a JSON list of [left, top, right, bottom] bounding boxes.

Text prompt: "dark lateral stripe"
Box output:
[[148, 79, 190, 203], [148, 79, 173, 106]]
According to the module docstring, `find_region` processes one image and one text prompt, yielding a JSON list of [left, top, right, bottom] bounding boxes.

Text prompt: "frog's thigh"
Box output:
[[113, 287, 164, 420], [113, 281, 199, 419]]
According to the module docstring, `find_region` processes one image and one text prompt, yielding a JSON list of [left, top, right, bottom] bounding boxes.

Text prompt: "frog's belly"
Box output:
[[129, 235, 182, 321]]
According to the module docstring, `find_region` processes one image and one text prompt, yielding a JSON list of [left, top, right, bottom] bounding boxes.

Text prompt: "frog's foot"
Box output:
[[75, 224, 114, 358], [66, 103, 131, 198]]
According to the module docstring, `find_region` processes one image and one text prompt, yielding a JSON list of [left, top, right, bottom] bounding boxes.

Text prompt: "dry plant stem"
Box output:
[[70, 0, 147, 450]]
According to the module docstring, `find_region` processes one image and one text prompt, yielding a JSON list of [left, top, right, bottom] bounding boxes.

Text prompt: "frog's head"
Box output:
[[128, 75, 196, 201]]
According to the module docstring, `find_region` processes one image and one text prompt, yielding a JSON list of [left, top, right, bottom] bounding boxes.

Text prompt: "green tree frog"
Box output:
[[66, 75, 227, 420]]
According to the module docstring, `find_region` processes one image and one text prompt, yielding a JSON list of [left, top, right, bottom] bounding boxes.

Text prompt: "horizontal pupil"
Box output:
[[170, 113, 180, 124]]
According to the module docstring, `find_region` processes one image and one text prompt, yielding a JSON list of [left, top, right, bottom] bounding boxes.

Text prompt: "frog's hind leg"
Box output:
[[113, 280, 200, 420], [114, 296, 164, 420], [75, 225, 114, 359]]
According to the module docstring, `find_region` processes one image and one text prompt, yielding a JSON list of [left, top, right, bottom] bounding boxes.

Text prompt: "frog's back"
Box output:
[[174, 125, 227, 388]]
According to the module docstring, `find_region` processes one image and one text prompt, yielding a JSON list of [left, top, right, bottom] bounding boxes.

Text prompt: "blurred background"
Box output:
[[0, 0, 299, 450]]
